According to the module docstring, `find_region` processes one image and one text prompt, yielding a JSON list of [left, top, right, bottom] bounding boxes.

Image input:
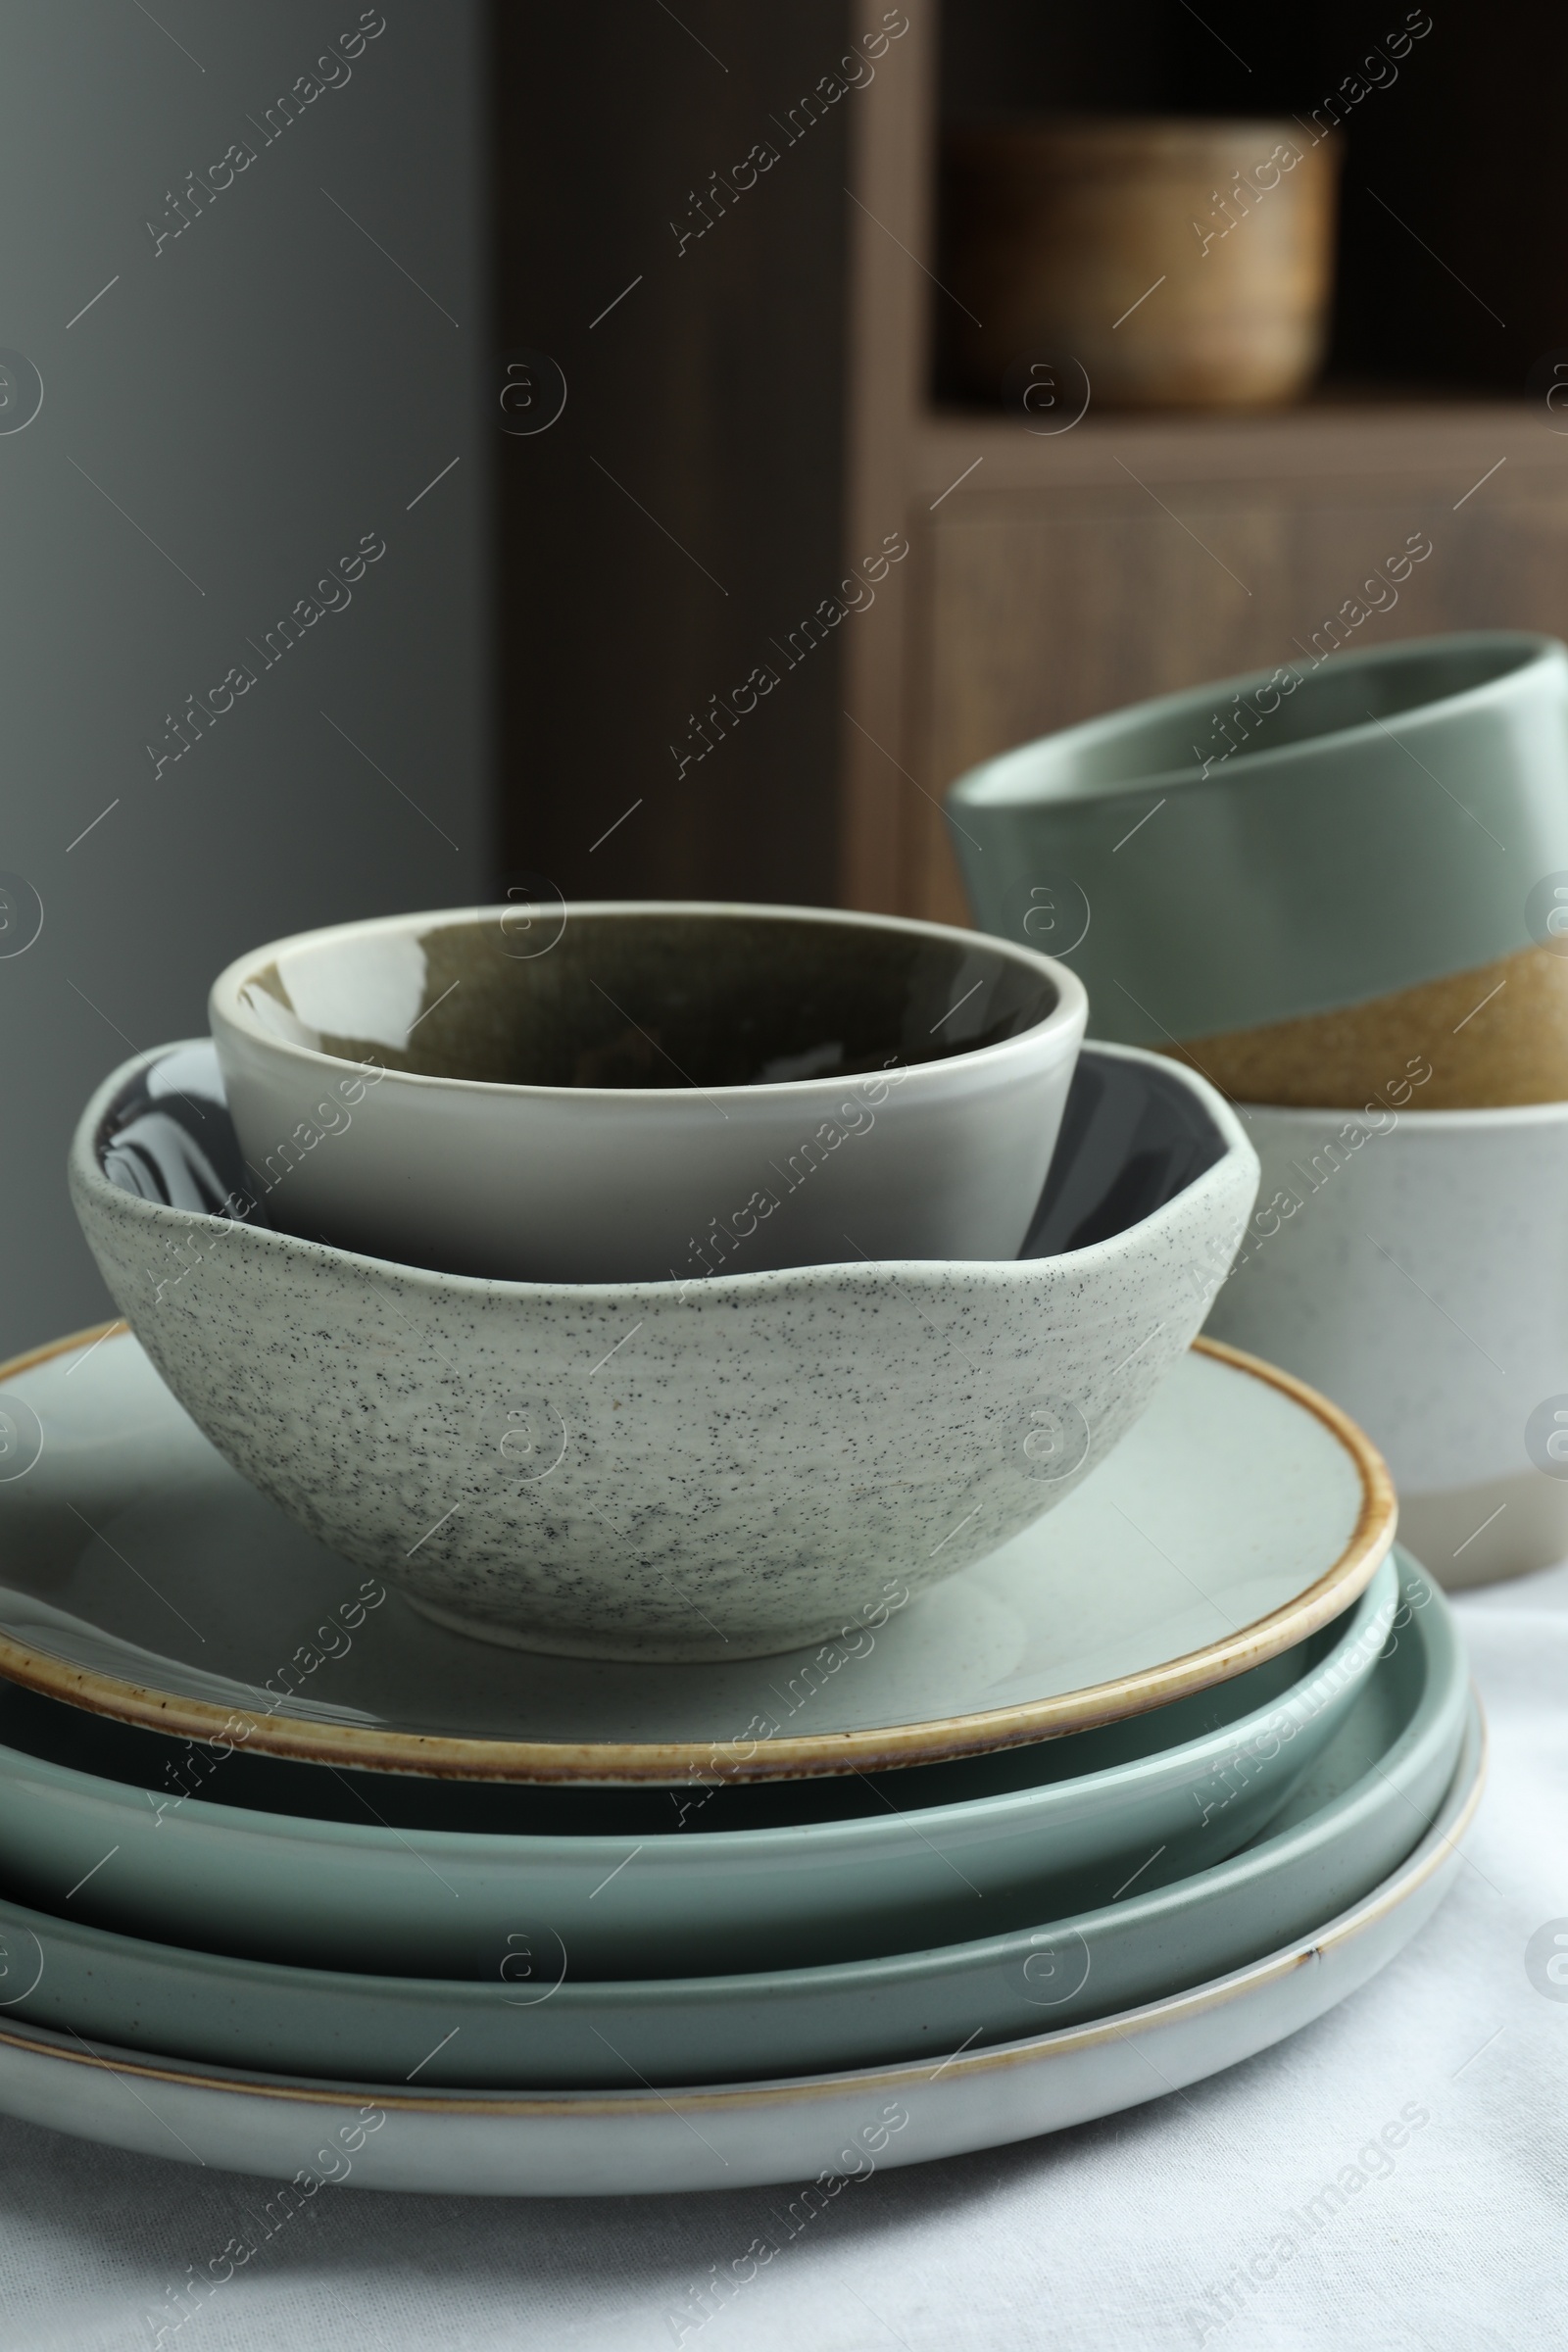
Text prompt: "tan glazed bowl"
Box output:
[[945, 115, 1342, 409]]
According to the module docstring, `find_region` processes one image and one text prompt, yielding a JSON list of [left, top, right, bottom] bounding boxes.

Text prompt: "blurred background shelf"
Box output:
[[911, 399, 1560, 494], [841, 0, 1568, 922]]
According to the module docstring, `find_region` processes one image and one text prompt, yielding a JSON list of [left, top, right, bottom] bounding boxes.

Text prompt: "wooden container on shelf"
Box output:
[[943, 115, 1343, 410]]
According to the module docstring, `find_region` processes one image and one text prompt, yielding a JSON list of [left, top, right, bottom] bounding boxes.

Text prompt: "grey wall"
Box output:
[[0, 1, 490, 1360]]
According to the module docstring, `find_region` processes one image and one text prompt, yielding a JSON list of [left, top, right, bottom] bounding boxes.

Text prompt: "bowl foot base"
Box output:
[[399, 1588, 870, 1665]]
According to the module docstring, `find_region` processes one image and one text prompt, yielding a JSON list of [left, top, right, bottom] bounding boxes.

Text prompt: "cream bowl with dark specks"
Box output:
[[70, 1041, 1257, 1662]]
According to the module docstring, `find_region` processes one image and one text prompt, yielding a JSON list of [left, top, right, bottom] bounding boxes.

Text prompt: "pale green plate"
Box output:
[[0, 1555, 1467, 2085], [0, 1559, 1396, 1978], [0, 1718, 1482, 2195], [0, 1316, 1385, 1781]]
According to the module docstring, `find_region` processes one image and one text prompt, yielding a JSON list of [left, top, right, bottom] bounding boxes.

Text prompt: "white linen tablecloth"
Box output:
[[1, 1564, 1563, 2352]]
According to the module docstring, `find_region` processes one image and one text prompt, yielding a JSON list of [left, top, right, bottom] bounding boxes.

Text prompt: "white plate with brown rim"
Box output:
[[0, 1323, 1393, 1784]]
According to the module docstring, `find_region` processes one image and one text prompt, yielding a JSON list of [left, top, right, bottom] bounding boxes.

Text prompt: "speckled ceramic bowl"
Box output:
[[70, 1042, 1257, 1662]]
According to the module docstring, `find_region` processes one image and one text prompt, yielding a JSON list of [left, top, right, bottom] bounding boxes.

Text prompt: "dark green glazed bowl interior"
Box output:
[[242, 910, 1058, 1091]]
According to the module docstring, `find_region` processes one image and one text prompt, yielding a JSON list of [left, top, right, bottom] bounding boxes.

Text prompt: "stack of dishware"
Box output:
[[0, 902, 1479, 2193], [949, 631, 1568, 1589]]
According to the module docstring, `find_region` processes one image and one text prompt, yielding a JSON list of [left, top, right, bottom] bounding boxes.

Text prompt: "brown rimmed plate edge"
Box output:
[[0, 1324, 1396, 1785], [0, 1695, 1481, 2114]]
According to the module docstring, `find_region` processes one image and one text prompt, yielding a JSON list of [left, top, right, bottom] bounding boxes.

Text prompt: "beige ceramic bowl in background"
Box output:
[[944, 114, 1341, 409]]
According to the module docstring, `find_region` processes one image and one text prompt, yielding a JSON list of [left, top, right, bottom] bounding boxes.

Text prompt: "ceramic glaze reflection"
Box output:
[[238, 910, 1056, 1086], [209, 903, 1090, 1281], [241, 931, 428, 1054]]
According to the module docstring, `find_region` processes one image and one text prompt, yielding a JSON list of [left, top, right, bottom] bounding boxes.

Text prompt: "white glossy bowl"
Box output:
[[209, 902, 1089, 1282], [71, 1041, 1258, 1662]]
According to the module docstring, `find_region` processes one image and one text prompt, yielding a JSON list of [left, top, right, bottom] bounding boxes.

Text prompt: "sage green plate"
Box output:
[[0, 1714, 1482, 2195], [0, 1557, 1396, 1978], [0, 1556, 1467, 2085]]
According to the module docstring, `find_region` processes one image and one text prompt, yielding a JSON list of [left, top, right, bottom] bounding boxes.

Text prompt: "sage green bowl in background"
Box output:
[[0, 1559, 1396, 1980], [946, 632, 1568, 1046], [0, 1555, 1467, 2088]]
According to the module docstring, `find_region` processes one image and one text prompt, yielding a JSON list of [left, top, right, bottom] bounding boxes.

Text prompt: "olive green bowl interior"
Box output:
[[242, 910, 1058, 1090]]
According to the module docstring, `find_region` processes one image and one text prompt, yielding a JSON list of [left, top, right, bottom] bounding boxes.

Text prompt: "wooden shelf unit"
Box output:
[[837, 2, 1568, 920]]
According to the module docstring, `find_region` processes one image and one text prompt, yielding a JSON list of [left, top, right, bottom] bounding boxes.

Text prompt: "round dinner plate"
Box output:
[[0, 1560, 1399, 1979], [0, 1698, 1483, 2194], [0, 1324, 1392, 1783], [0, 1563, 1468, 2086]]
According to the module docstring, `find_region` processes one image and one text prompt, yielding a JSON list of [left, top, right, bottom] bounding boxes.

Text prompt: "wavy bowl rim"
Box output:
[[69, 1034, 1257, 1300]]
